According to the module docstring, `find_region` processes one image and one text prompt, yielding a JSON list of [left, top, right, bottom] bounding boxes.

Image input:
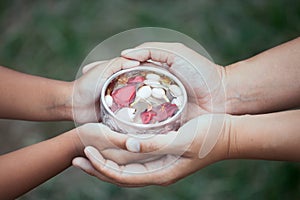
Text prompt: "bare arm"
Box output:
[[0, 129, 83, 199], [230, 109, 300, 161], [0, 122, 147, 199], [120, 39, 300, 115], [0, 66, 73, 121], [226, 37, 300, 114], [75, 110, 300, 186], [0, 59, 139, 122]]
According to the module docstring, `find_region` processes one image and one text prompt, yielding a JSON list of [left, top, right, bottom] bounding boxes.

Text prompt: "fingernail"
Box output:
[[123, 60, 140, 68], [121, 48, 135, 56], [126, 138, 140, 152]]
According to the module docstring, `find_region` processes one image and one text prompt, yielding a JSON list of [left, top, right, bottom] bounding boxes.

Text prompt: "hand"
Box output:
[[72, 97, 206, 181], [74, 114, 232, 187], [73, 123, 160, 166], [121, 42, 227, 114], [72, 58, 140, 123]]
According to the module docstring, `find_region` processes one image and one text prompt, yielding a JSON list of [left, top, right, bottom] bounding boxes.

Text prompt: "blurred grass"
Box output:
[[0, 0, 299, 199]]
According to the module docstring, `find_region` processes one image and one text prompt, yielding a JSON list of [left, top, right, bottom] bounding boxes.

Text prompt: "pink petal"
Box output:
[[141, 110, 157, 124], [111, 85, 136, 107], [164, 103, 178, 117], [128, 76, 145, 84], [153, 103, 178, 122]]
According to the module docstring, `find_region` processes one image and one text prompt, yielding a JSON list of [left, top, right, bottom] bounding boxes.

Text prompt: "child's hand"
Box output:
[[71, 58, 140, 124], [73, 123, 159, 167]]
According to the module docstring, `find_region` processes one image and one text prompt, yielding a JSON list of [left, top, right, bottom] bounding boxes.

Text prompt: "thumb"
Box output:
[[125, 137, 141, 153], [125, 131, 179, 154], [127, 117, 203, 155]]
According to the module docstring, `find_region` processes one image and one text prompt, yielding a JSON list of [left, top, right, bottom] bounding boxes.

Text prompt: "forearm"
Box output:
[[229, 110, 300, 161], [225, 37, 300, 114], [0, 66, 73, 121], [0, 129, 83, 199]]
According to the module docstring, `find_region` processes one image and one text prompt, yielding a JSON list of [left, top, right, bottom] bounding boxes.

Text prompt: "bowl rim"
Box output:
[[100, 65, 188, 128]]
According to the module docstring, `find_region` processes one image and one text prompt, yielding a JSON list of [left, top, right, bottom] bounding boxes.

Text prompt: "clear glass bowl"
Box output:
[[100, 64, 188, 134]]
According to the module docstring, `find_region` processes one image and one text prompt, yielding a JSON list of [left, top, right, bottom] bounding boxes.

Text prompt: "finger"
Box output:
[[86, 147, 191, 186], [127, 131, 189, 156], [82, 123, 182, 155], [124, 132, 177, 154], [80, 57, 140, 93], [72, 156, 141, 187], [104, 57, 140, 75], [121, 42, 180, 65], [97, 123, 130, 150], [82, 61, 108, 74], [85, 146, 151, 184], [97, 124, 186, 157], [129, 117, 200, 156], [80, 123, 130, 151], [101, 148, 162, 165], [72, 157, 112, 182], [72, 157, 102, 177], [93, 57, 140, 89]]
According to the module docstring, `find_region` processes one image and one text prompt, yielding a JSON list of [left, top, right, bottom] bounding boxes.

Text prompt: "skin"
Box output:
[[0, 58, 145, 199], [0, 66, 73, 121], [0, 129, 82, 199], [0, 58, 140, 123], [73, 38, 300, 186], [77, 110, 300, 187], [1, 37, 300, 196], [0, 123, 141, 199], [225, 37, 300, 114]]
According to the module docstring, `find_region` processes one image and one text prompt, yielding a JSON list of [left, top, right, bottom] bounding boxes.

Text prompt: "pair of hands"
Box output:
[[72, 42, 231, 186]]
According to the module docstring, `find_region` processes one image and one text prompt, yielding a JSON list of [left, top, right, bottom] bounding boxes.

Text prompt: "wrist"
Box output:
[[65, 128, 85, 158], [224, 60, 268, 115], [228, 113, 277, 160], [200, 114, 236, 161], [52, 81, 74, 121], [227, 111, 300, 161], [224, 61, 249, 114], [226, 114, 251, 159], [223, 62, 242, 115]]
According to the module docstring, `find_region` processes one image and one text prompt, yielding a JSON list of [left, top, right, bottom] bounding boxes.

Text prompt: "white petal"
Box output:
[[104, 95, 113, 107], [144, 79, 160, 86], [171, 97, 182, 107], [152, 88, 165, 99], [169, 85, 182, 97], [137, 86, 152, 99], [116, 108, 136, 122], [146, 73, 160, 81]]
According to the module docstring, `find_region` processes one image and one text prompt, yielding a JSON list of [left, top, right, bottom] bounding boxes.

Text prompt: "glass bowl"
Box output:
[[100, 64, 188, 134]]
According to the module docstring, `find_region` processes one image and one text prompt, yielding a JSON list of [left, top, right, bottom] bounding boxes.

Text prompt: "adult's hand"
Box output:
[[72, 100, 205, 174], [77, 109, 300, 187], [74, 114, 231, 187], [121, 42, 227, 114]]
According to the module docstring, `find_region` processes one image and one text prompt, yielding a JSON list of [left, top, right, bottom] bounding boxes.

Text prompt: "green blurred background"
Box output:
[[0, 0, 299, 199]]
